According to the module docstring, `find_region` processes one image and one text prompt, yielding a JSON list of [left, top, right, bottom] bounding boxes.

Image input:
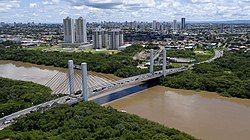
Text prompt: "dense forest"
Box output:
[[0, 45, 147, 78], [0, 77, 58, 118], [161, 50, 250, 98], [0, 102, 196, 140]]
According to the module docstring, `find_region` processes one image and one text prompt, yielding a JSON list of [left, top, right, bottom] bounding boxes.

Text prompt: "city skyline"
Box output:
[[0, 0, 250, 23]]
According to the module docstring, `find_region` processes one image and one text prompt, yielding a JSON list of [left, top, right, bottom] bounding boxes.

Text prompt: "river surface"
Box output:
[[1, 60, 250, 140], [107, 86, 250, 140]]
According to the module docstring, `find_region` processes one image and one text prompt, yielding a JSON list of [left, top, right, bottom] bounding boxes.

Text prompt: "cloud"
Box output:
[[65, 0, 123, 9], [0, 0, 20, 12], [29, 3, 38, 8], [191, 0, 212, 4], [42, 0, 61, 5]]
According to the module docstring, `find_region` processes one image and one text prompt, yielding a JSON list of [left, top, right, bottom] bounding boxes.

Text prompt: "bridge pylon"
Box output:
[[150, 49, 154, 74], [162, 49, 167, 76], [81, 63, 88, 101], [68, 60, 75, 96]]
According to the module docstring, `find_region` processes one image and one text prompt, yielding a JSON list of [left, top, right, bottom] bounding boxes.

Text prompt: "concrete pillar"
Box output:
[[150, 49, 154, 73], [81, 63, 88, 101], [162, 49, 167, 76], [68, 60, 74, 95]]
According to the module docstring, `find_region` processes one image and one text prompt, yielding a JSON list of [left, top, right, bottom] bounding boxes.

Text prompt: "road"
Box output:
[[0, 50, 223, 130]]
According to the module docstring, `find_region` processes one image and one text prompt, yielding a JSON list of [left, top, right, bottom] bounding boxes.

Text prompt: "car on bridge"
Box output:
[[93, 87, 103, 92], [75, 90, 82, 95], [2, 120, 11, 125]]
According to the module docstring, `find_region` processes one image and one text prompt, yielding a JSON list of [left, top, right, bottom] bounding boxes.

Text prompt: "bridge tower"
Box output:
[[68, 60, 75, 96], [81, 63, 88, 101], [150, 49, 154, 73], [162, 49, 167, 76]]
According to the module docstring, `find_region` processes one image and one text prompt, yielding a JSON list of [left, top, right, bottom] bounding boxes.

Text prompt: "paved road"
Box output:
[[0, 50, 223, 130]]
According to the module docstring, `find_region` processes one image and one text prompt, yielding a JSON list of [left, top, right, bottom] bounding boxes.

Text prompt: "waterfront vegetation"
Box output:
[[0, 45, 146, 78], [0, 102, 196, 140], [0, 77, 56, 118], [161, 50, 250, 98]]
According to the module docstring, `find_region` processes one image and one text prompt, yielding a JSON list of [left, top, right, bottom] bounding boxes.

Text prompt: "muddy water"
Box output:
[[107, 86, 250, 140], [0, 60, 120, 94], [0, 60, 64, 85]]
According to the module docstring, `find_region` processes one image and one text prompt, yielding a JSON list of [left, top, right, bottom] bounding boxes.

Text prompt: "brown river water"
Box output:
[[1, 60, 250, 140], [107, 86, 250, 140]]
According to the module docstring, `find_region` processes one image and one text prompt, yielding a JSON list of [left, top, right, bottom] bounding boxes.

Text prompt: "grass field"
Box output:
[[25, 46, 120, 54]]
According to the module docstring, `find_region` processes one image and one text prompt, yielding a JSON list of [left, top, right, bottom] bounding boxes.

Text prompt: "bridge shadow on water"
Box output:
[[93, 78, 160, 105]]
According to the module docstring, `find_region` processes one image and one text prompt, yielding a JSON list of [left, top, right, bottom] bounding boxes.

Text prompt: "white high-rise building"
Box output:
[[92, 29, 108, 49], [172, 20, 177, 31], [101, 30, 108, 48], [63, 17, 75, 43], [108, 30, 123, 50], [92, 30, 102, 49], [75, 17, 87, 43], [119, 30, 124, 46]]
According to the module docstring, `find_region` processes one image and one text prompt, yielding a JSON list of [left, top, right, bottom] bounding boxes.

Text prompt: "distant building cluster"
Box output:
[[63, 17, 124, 50], [92, 29, 124, 50], [63, 17, 87, 46]]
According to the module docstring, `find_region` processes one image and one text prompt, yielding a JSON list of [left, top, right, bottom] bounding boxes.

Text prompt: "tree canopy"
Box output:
[[160, 50, 250, 98], [0, 77, 58, 118], [0, 102, 196, 140]]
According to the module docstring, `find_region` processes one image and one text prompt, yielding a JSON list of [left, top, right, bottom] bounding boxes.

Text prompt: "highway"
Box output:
[[0, 50, 223, 130]]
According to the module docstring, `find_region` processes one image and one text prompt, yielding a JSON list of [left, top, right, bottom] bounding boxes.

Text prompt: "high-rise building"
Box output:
[[92, 30, 102, 49], [101, 30, 108, 48], [152, 20, 157, 31], [75, 17, 87, 43], [220, 24, 224, 33], [130, 21, 137, 30], [181, 18, 186, 30], [63, 17, 75, 43], [230, 24, 234, 33], [172, 20, 177, 31], [108, 30, 123, 50], [152, 20, 161, 31], [119, 30, 124, 46]]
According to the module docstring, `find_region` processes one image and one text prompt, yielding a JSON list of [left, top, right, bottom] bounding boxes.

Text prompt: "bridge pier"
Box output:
[[81, 63, 88, 101], [162, 49, 167, 76], [68, 60, 75, 96], [150, 49, 154, 74]]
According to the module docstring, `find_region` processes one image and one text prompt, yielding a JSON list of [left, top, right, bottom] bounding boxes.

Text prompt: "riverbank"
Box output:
[[160, 50, 250, 99]]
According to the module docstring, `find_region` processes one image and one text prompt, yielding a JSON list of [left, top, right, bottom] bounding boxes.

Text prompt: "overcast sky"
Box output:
[[0, 0, 249, 23]]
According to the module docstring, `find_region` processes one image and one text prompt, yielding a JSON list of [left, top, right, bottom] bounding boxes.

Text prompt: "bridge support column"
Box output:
[[162, 49, 167, 76], [81, 63, 88, 101], [68, 60, 74, 96], [150, 49, 154, 74]]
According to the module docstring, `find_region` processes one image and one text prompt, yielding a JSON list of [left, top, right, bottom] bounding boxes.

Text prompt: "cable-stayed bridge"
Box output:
[[0, 49, 224, 129]]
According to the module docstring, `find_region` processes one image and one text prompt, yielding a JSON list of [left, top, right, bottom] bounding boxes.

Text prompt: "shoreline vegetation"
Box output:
[[160, 50, 250, 99], [0, 102, 196, 140]]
